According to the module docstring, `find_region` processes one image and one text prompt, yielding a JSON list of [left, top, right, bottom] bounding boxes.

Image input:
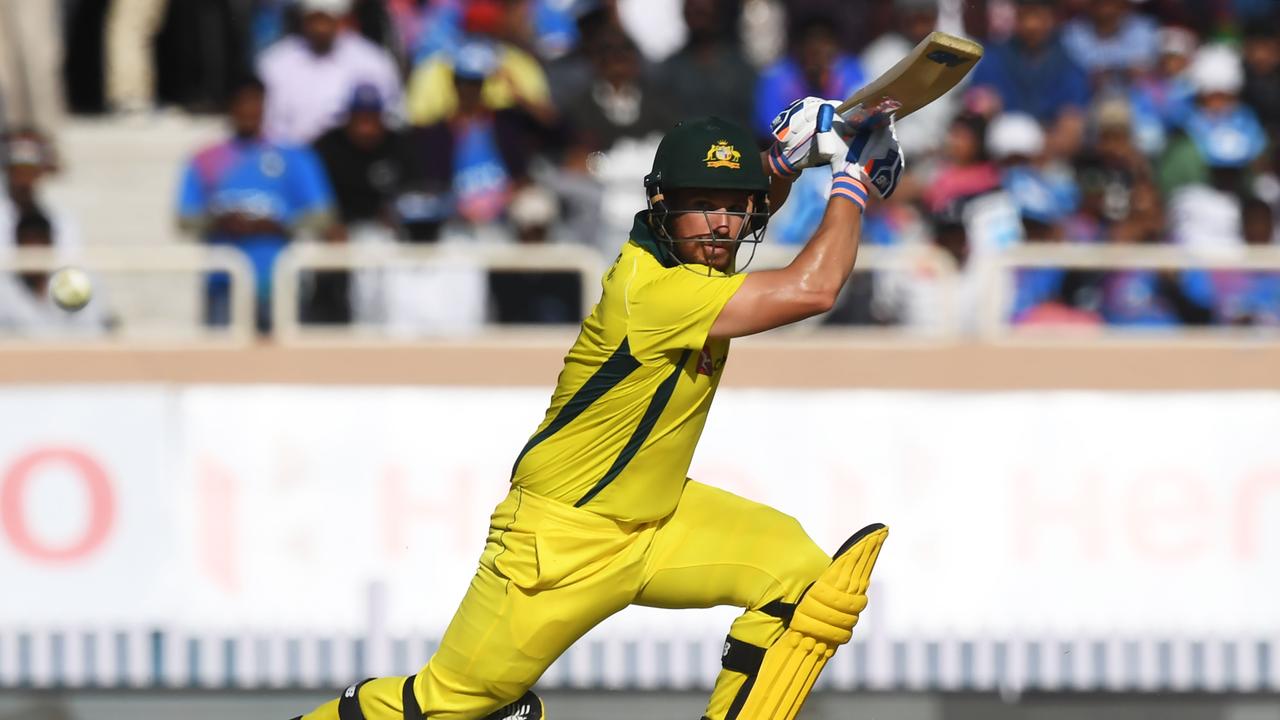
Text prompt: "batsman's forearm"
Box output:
[[783, 198, 863, 305]]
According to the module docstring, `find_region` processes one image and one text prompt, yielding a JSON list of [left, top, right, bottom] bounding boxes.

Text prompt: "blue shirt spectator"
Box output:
[[1100, 270, 1212, 326], [1061, 0, 1159, 79], [177, 77, 335, 332], [1204, 271, 1280, 325], [968, 1, 1090, 125], [754, 20, 864, 139], [1128, 26, 1198, 149]]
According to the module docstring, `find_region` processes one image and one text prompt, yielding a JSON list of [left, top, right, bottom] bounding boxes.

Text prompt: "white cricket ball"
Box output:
[[49, 266, 93, 312]]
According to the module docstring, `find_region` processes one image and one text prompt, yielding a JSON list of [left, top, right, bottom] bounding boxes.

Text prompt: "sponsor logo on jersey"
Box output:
[[698, 344, 716, 376], [698, 343, 727, 377]]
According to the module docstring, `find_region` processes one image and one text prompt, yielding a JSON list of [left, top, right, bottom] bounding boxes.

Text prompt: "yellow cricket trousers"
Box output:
[[302, 479, 830, 720]]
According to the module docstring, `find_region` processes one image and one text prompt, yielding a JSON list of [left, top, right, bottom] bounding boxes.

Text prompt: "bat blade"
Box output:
[[838, 31, 984, 129]]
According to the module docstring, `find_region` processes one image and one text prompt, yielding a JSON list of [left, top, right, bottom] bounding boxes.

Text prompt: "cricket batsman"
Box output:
[[293, 97, 904, 720]]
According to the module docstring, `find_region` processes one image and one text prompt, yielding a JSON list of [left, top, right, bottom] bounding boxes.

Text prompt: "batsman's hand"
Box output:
[[817, 113, 905, 201], [766, 96, 842, 179]]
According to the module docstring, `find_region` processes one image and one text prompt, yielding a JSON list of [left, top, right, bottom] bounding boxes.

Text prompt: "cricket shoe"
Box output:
[[482, 690, 545, 720]]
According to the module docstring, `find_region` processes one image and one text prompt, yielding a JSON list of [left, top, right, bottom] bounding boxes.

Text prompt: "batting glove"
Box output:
[[816, 112, 905, 208], [766, 96, 843, 179]]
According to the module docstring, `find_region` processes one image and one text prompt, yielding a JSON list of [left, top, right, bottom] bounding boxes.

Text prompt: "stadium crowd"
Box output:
[[1, 0, 1279, 335]]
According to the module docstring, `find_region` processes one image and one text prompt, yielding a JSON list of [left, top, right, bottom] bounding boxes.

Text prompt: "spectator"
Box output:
[[1099, 174, 1213, 328], [105, 0, 170, 114], [1061, 0, 1159, 87], [0, 130, 80, 251], [310, 82, 412, 324], [563, 27, 674, 157], [0, 210, 109, 337], [383, 0, 426, 62], [407, 41, 551, 227], [1128, 26, 1198, 155], [967, 0, 1090, 159], [1009, 197, 1106, 327], [1166, 112, 1266, 254], [544, 0, 621, 111], [1241, 22, 1280, 136], [258, 0, 403, 145], [921, 113, 1000, 219], [753, 13, 865, 140], [861, 0, 954, 155], [1196, 196, 1280, 326], [1098, 265, 1213, 327], [177, 76, 336, 332], [405, 0, 556, 127], [990, 113, 1104, 326], [1070, 97, 1154, 242], [0, 1, 64, 132], [653, 0, 757, 124], [1159, 45, 1267, 198], [988, 112, 1080, 240], [313, 83, 410, 229], [152, 0, 253, 113], [489, 184, 582, 324]]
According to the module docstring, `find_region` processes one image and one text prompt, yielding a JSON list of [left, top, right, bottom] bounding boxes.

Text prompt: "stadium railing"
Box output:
[[269, 241, 963, 344], [0, 244, 256, 344], [982, 244, 1280, 340], [4, 243, 1280, 345], [270, 241, 609, 344]]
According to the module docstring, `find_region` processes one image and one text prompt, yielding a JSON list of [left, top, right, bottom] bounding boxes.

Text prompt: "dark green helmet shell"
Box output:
[[644, 116, 769, 194]]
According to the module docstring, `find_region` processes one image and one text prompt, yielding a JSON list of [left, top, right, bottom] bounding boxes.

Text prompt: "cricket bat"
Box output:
[[838, 31, 984, 129]]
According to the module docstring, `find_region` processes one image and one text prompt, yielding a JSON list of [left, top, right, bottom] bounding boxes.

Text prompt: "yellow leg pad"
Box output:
[[735, 524, 887, 720]]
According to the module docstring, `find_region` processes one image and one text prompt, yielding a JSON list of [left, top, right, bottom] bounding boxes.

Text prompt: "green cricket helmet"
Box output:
[[642, 116, 771, 271]]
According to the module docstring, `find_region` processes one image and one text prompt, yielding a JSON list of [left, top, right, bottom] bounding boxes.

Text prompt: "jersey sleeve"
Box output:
[[284, 148, 335, 223], [628, 269, 747, 361], [176, 159, 208, 222]]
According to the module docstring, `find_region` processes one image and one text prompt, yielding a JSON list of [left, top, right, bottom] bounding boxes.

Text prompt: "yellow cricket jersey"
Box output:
[[510, 213, 747, 523]]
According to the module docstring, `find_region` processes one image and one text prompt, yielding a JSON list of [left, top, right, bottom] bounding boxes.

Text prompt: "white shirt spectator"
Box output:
[[1169, 184, 1244, 256], [0, 273, 109, 338], [257, 31, 403, 145], [0, 232, 107, 338], [0, 201, 83, 252]]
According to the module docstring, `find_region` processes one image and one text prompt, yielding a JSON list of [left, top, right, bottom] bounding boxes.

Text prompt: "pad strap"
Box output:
[[721, 636, 767, 676], [338, 678, 373, 720], [402, 674, 421, 720], [759, 598, 799, 625]]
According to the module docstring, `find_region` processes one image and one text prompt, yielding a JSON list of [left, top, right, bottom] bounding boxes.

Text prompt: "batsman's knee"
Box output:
[[762, 516, 832, 603]]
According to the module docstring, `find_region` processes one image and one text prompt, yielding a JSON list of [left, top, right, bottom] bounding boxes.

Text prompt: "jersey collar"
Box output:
[[629, 211, 678, 268]]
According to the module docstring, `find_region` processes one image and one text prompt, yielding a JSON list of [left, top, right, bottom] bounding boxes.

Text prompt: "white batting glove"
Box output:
[[816, 116, 905, 209], [765, 96, 842, 179]]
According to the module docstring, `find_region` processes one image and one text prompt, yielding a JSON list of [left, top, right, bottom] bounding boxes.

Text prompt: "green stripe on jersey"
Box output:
[[510, 338, 642, 478], [575, 348, 693, 507]]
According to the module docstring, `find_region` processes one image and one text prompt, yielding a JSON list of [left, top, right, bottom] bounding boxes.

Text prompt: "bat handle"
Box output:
[[816, 104, 834, 133]]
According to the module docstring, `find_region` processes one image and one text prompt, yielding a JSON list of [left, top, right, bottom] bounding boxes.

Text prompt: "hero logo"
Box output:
[[344, 684, 358, 698], [697, 343, 721, 377], [723, 641, 731, 658]]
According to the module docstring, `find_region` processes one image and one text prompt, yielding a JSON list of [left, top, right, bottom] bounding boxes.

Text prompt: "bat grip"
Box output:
[[816, 104, 834, 133]]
